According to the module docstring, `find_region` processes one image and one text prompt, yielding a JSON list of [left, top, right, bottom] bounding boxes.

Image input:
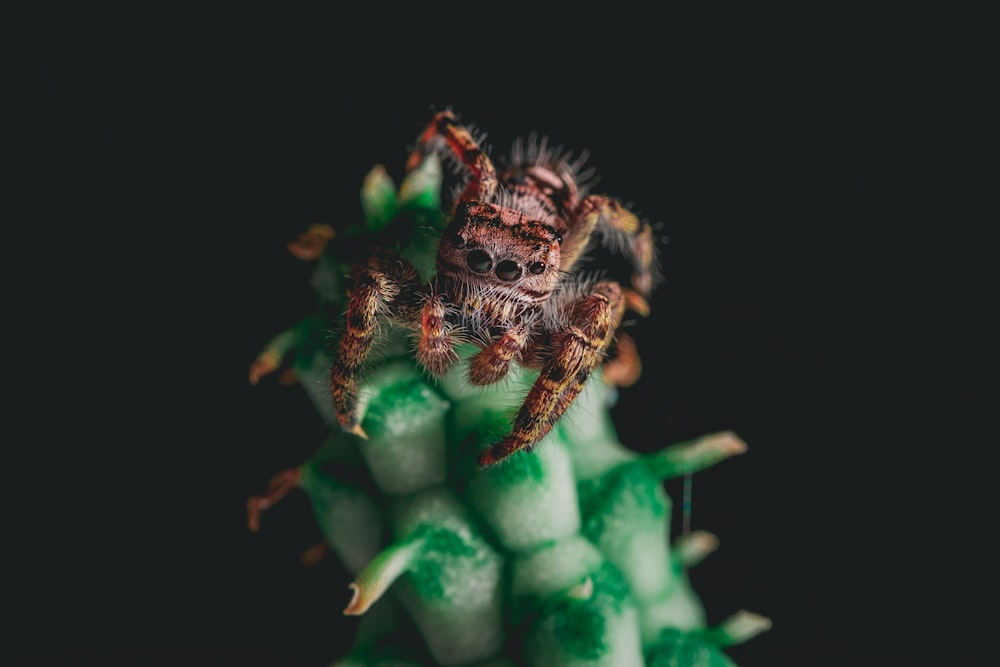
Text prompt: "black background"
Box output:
[[9, 3, 997, 666]]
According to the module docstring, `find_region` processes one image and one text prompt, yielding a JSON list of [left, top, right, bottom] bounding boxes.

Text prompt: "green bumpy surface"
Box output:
[[251, 155, 770, 666]]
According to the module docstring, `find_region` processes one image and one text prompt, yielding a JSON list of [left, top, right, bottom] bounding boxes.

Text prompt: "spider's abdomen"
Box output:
[[502, 165, 579, 220]]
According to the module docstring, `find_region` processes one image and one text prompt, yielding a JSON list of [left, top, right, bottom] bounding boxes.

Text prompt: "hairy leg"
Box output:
[[566, 195, 659, 309], [331, 252, 422, 437], [477, 281, 626, 466], [405, 110, 498, 205], [601, 331, 643, 388]]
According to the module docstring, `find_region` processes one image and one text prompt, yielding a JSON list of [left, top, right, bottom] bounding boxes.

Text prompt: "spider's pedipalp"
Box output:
[[416, 291, 460, 377], [468, 322, 532, 386]]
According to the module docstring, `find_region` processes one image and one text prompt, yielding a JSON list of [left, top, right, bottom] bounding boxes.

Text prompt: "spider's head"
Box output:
[[438, 201, 562, 302]]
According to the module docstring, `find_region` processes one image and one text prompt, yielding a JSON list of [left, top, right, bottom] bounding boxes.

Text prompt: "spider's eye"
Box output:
[[528, 262, 546, 275], [554, 233, 563, 244], [495, 260, 522, 281], [450, 233, 466, 248], [466, 249, 492, 273]]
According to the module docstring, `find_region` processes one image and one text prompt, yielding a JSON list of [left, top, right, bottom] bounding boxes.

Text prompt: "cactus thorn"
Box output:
[[566, 576, 595, 600], [674, 529, 720, 568], [711, 610, 773, 646], [246, 467, 302, 533]]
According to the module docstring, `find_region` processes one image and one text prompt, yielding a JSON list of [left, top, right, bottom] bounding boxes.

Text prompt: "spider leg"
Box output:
[[468, 321, 533, 386], [600, 331, 642, 388], [331, 252, 422, 437], [566, 195, 658, 310], [477, 281, 626, 466], [405, 110, 498, 205]]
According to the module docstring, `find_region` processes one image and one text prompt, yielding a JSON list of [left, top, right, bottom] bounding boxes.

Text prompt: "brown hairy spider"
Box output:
[[331, 110, 659, 466]]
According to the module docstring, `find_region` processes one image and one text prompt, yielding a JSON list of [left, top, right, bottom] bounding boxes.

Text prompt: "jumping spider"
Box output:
[[331, 111, 660, 466]]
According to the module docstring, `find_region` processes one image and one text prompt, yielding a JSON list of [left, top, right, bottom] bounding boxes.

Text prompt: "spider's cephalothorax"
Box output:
[[331, 110, 660, 466]]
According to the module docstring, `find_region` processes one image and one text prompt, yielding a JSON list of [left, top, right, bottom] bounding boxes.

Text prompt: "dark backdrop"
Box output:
[[10, 3, 996, 666]]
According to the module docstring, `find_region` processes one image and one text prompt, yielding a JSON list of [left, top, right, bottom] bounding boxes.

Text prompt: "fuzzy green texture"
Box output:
[[249, 153, 770, 666]]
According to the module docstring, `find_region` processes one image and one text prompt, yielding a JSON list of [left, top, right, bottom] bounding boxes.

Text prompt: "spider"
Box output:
[[331, 110, 660, 466]]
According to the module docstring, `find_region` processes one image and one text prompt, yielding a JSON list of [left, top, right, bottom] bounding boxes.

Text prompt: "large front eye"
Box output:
[[495, 260, 522, 281], [466, 249, 492, 273]]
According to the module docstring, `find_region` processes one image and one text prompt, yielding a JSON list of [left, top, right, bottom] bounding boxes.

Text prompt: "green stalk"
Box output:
[[248, 150, 770, 666]]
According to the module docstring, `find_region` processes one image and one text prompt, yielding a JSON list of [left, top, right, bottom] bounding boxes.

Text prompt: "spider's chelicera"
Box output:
[[331, 111, 660, 466]]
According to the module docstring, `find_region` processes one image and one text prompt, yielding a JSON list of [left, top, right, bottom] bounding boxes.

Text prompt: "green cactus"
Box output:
[[248, 148, 770, 666]]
